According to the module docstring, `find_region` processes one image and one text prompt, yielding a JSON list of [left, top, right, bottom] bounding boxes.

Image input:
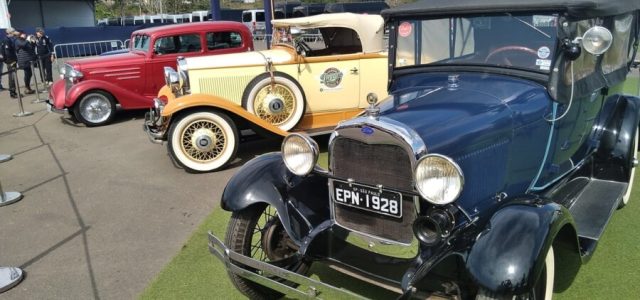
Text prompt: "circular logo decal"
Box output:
[[320, 68, 343, 88], [361, 126, 374, 135], [399, 22, 412, 38], [537, 46, 551, 59]]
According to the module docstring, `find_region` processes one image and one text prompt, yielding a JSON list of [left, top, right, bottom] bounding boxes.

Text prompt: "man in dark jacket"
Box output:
[[1, 27, 19, 98], [35, 27, 54, 85], [14, 29, 36, 94]]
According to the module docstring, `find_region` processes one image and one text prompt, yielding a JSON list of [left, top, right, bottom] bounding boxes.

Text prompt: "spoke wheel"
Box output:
[[74, 91, 116, 127], [168, 110, 238, 172], [243, 73, 305, 131], [225, 204, 310, 299], [252, 84, 297, 127]]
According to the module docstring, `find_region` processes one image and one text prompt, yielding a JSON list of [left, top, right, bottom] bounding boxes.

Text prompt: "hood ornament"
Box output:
[[447, 74, 460, 90], [365, 93, 380, 119]]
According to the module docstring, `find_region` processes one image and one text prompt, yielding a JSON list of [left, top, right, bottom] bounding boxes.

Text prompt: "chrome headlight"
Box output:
[[282, 133, 319, 176], [414, 154, 464, 205], [580, 26, 613, 55], [164, 67, 179, 93], [177, 56, 189, 93], [68, 69, 83, 78]]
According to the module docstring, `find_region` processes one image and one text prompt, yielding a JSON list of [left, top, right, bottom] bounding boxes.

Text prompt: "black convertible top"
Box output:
[[382, 0, 640, 20]]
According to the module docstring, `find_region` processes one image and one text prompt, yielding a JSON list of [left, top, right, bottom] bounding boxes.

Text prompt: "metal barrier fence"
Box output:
[[53, 40, 126, 69]]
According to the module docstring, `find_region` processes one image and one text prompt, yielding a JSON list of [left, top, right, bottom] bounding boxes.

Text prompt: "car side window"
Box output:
[[300, 27, 362, 56], [206, 32, 243, 50], [154, 34, 201, 55]]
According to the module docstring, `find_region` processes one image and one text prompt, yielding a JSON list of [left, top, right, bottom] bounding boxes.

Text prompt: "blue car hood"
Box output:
[[380, 72, 548, 154]]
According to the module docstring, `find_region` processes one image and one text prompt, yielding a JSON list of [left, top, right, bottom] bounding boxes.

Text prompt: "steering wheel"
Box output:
[[295, 39, 312, 56], [484, 46, 538, 66]]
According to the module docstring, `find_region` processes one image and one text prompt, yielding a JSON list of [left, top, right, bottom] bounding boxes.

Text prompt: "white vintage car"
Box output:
[[144, 13, 388, 172]]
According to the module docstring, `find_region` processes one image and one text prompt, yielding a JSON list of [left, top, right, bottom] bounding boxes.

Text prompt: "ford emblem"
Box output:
[[361, 126, 374, 135]]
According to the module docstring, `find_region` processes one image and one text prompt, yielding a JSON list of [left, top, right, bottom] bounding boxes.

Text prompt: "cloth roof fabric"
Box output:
[[271, 13, 385, 53]]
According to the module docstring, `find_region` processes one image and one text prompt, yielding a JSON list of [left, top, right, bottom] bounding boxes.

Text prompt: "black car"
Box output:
[[208, 0, 640, 298]]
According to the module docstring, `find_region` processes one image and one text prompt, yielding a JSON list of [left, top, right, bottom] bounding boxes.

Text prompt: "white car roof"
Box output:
[[271, 13, 385, 53]]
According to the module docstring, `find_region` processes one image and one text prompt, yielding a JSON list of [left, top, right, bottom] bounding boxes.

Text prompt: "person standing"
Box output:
[[1, 28, 19, 98], [14, 30, 36, 94], [35, 27, 54, 86]]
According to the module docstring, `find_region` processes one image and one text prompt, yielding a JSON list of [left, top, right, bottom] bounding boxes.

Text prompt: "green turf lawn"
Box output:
[[140, 77, 640, 299]]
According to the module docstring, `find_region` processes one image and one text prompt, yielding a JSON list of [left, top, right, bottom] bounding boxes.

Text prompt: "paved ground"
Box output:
[[0, 77, 281, 299]]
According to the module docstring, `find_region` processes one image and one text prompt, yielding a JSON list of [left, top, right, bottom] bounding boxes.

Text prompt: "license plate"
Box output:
[[332, 180, 402, 218]]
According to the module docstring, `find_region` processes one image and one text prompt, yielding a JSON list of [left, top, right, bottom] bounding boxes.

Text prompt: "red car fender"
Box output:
[[64, 79, 153, 110], [49, 80, 67, 110]]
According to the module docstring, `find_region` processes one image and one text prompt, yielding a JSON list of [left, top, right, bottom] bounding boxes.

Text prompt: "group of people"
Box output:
[[0, 27, 55, 99]]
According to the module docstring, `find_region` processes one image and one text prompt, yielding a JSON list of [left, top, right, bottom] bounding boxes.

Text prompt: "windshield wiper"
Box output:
[[507, 13, 551, 39]]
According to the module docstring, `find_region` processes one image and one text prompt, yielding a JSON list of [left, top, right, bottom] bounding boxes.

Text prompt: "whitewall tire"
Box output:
[[243, 73, 305, 131], [476, 246, 554, 300], [167, 110, 238, 172], [621, 130, 638, 208]]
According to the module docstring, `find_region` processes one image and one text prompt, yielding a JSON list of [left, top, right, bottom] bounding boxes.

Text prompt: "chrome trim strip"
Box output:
[[207, 231, 368, 299]]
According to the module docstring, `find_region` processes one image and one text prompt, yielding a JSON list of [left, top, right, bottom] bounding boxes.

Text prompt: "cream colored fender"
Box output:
[[161, 93, 288, 137]]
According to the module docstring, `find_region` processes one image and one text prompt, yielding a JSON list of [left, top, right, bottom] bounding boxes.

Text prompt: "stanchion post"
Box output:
[[0, 154, 11, 163], [30, 62, 45, 104], [0, 267, 24, 293], [12, 66, 33, 117]]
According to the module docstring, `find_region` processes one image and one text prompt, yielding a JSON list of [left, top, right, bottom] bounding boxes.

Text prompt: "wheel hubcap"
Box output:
[[180, 120, 226, 162], [267, 96, 285, 114], [81, 96, 111, 123], [191, 128, 216, 152], [253, 84, 296, 126]]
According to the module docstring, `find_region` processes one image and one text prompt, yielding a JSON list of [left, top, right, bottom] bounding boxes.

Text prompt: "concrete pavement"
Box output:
[[0, 82, 281, 299]]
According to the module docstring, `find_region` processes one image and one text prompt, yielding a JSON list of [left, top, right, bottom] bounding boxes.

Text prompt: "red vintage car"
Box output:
[[47, 22, 253, 126]]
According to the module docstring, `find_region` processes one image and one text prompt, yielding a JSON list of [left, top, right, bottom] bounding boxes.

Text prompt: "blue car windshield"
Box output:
[[395, 14, 558, 73]]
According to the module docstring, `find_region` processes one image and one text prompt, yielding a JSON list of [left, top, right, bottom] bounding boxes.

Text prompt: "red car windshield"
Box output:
[[132, 34, 151, 52]]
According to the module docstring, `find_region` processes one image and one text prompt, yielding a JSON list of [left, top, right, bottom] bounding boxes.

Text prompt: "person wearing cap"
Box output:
[[14, 29, 37, 94], [35, 27, 54, 86], [1, 27, 19, 98]]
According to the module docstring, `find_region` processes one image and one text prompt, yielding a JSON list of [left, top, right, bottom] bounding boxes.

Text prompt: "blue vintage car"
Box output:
[[208, 0, 640, 298]]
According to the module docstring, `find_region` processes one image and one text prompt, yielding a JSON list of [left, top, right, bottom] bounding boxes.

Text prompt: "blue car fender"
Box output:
[[221, 152, 329, 243], [466, 199, 574, 295], [595, 95, 640, 166]]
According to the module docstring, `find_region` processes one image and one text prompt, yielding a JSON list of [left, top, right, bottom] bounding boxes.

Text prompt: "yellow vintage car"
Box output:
[[144, 13, 388, 172]]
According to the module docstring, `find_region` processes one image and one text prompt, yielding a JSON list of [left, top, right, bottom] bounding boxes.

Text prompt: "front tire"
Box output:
[[167, 110, 238, 172], [242, 73, 305, 131], [73, 91, 116, 127], [476, 246, 554, 300], [225, 204, 310, 299], [620, 130, 638, 208]]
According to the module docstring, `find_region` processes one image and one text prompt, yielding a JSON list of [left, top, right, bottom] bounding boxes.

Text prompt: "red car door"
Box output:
[[145, 32, 206, 97]]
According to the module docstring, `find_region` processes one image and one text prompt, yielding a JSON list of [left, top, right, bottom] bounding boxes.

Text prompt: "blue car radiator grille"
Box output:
[[330, 138, 416, 244]]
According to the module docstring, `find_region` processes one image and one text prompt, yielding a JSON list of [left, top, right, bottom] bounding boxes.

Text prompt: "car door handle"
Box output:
[[350, 67, 358, 74]]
